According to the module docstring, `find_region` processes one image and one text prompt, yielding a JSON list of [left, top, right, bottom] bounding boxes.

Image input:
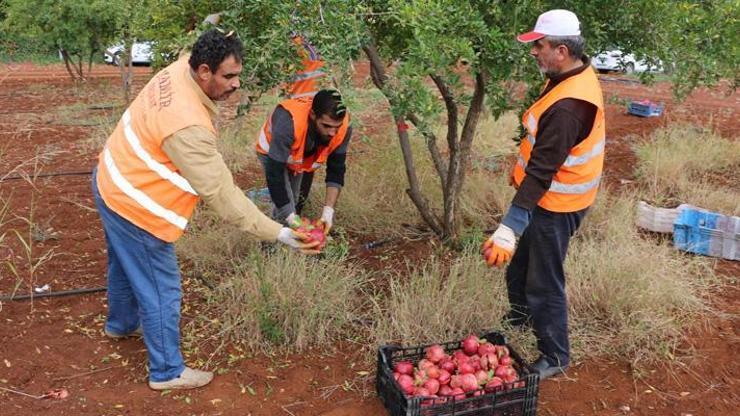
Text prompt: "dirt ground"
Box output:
[[0, 62, 737, 416]]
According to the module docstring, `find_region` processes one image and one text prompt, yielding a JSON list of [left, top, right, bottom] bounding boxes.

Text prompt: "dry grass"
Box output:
[[178, 203, 367, 354], [635, 125, 740, 215], [333, 127, 424, 236], [212, 248, 370, 350], [371, 252, 510, 346], [566, 189, 718, 366], [176, 94, 726, 372], [370, 187, 718, 367], [180, 232, 370, 353], [338, 110, 519, 236]]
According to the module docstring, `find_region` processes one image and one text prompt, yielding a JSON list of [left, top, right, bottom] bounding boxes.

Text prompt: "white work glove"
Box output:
[[481, 224, 517, 267], [276, 227, 320, 254], [318, 206, 334, 233], [285, 212, 301, 229]]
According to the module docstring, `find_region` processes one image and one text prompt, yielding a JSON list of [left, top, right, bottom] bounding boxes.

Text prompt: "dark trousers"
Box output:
[[505, 206, 588, 367], [257, 153, 314, 222]]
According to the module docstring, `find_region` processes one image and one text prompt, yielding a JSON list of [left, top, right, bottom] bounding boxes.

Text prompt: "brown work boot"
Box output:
[[148, 367, 214, 390], [104, 326, 143, 339]]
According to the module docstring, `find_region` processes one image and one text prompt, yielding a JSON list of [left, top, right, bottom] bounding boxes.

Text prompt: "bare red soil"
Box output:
[[0, 62, 737, 415]]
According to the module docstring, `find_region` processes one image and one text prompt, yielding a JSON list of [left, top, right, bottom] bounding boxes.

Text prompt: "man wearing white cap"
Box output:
[[482, 9, 605, 379]]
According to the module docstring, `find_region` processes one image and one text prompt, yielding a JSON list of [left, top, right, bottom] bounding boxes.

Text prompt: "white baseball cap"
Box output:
[[517, 9, 581, 43]]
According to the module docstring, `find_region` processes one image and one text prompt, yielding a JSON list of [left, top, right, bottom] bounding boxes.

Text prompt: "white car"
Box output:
[[104, 41, 154, 66], [592, 50, 662, 74]]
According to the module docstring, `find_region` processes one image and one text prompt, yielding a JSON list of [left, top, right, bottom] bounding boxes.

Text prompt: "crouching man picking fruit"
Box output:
[[255, 89, 351, 240], [482, 9, 605, 380]]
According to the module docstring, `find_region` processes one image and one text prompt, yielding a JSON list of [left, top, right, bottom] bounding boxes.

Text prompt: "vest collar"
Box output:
[[548, 55, 591, 85]]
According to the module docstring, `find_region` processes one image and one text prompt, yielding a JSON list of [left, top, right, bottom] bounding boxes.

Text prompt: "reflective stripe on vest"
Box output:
[[258, 128, 270, 153], [121, 110, 197, 195], [103, 148, 188, 230], [550, 175, 602, 194], [291, 69, 325, 82], [526, 133, 536, 146], [518, 137, 606, 169], [563, 138, 605, 167], [516, 155, 603, 195]]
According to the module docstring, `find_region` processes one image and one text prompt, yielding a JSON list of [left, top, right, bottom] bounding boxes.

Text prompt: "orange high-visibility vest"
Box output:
[[96, 55, 215, 242], [256, 97, 349, 174], [285, 36, 326, 99], [512, 67, 605, 212]]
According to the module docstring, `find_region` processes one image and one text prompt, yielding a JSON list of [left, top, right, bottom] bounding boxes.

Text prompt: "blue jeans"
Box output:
[[91, 169, 185, 382], [505, 206, 587, 367]]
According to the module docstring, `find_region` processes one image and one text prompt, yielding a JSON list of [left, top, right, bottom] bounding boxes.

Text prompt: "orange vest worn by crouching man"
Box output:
[[512, 67, 606, 212], [255, 97, 349, 174], [96, 55, 214, 242]]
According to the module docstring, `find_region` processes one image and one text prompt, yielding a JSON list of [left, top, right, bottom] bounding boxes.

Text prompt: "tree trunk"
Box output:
[[74, 54, 85, 80], [396, 115, 444, 236], [407, 113, 447, 187], [60, 49, 80, 81], [118, 39, 134, 104], [363, 43, 444, 237]]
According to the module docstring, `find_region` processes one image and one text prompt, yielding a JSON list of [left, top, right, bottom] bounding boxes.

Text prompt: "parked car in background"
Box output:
[[592, 49, 662, 74], [103, 41, 154, 66]]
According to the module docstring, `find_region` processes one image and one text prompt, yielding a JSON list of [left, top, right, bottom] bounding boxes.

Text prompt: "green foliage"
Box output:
[[366, 1, 541, 119], [141, 0, 229, 68], [219, 0, 364, 95], [3, 0, 119, 65], [663, 1, 739, 97], [561, 0, 738, 95]]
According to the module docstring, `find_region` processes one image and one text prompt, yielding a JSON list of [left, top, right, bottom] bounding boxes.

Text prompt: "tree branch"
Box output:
[[396, 115, 444, 237], [364, 45, 447, 186], [362, 43, 444, 237], [60, 49, 77, 81], [406, 113, 447, 186], [442, 70, 488, 239], [430, 74, 458, 152]]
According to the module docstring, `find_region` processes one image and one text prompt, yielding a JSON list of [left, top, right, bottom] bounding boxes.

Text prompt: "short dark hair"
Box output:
[[311, 89, 347, 120], [545, 35, 585, 58], [189, 29, 243, 72]]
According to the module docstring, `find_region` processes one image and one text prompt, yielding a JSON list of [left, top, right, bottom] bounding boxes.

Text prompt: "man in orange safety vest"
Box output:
[[92, 29, 318, 391], [255, 89, 351, 232], [482, 9, 605, 380]]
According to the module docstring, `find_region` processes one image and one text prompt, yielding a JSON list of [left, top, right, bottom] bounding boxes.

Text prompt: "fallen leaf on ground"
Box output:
[[43, 388, 69, 400]]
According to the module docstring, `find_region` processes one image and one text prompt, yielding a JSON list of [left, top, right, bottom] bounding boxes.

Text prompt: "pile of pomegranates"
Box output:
[[392, 334, 523, 402]]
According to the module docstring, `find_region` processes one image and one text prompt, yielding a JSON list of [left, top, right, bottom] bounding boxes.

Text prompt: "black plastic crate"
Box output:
[[376, 331, 539, 416]]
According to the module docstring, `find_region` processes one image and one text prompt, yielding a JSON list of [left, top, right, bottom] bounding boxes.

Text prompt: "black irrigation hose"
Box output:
[[0, 286, 106, 302], [362, 237, 397, 250], [0, 170, 93, 182]]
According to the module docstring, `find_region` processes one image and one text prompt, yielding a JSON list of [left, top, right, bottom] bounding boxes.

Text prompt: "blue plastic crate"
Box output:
[[628, 101, 664, 117], [673, 207, 739, 260], [246, 187, 272, 204]]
